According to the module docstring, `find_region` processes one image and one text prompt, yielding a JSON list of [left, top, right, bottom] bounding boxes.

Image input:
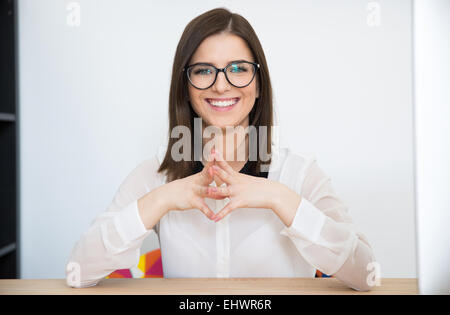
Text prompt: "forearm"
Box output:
[[67, 199, 152, 287], [138, 184, 170, 230], [332, 238, 376, 291], [268, 180, 302, 227], [275, 191, 377, 291], [66, 222, 141, 287]]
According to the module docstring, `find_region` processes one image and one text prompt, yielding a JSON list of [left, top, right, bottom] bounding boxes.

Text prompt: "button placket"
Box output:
[[215, 183, 231, 277]]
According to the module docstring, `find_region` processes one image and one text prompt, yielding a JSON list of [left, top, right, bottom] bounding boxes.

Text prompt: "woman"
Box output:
[[66, 7, 376, 291]]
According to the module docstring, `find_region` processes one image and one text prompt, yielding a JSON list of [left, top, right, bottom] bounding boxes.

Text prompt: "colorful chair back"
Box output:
[[107, 248, 331, 278]]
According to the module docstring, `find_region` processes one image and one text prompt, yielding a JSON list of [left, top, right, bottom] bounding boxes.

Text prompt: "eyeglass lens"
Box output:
[[187, 62, 255, 89]]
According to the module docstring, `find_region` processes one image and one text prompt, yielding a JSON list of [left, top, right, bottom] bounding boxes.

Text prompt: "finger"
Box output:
[[198, 159, 215, 185], [212, 150, 235, 174], [192, 197, 215, 220], [209, 165, 214, 178], [206, 193, 227, 200], [194, 185, 211, 198], [195, 184, 228, 199], [212, 165, 233, 184], [211, 200, 236, 222], [209, 146, 216, 161], [214, 185, 231, 197], [204, 185, 231, 200]]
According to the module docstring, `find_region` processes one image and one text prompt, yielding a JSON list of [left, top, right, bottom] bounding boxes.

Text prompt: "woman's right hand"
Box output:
[[161, 156, 219, 220], [138, 150, 222, 229]]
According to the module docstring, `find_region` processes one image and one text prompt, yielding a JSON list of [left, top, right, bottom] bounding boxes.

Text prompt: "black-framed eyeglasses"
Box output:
[[183, 60, 260, 90]]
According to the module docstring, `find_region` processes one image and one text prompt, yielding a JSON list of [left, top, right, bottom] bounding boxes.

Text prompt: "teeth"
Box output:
[[208, 99, 239, 107]]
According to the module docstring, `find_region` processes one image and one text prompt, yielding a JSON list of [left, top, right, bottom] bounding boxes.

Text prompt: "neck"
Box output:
[[201, 122, 249, 172]]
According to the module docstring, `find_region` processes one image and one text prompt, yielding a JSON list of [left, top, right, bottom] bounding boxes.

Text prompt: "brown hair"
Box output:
[[158, 7, 273, 182]]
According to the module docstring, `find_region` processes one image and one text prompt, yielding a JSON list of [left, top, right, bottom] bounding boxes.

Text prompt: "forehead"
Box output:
[[190, 33, 254, 67]]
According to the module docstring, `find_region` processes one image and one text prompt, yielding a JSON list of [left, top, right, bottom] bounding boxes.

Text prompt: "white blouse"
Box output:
[[66, 145, 376, 291]]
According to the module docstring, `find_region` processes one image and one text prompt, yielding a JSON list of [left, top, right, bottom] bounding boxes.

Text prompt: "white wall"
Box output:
[[18, 0, 416, 278], [413, 0, 450, 294]]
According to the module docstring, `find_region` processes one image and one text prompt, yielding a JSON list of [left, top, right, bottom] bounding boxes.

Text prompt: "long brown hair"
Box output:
[[158, 7, 273, 182]]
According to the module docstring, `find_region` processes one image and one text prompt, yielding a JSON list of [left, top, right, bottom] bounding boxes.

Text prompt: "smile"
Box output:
[[205, 97, 240, 112]]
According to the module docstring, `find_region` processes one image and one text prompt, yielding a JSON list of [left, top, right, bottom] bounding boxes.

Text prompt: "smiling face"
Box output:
[[187, 32, 259, 130]]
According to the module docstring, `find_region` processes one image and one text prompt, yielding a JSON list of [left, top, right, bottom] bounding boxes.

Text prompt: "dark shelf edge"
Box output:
[[0, 113, 16, 122], [0, 243, 16, 258]]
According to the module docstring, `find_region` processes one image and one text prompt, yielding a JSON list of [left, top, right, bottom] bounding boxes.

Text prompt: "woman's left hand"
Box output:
[[207, 150, 280, 222]]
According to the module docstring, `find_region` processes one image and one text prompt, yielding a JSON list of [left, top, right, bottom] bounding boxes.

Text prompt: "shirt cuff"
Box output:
[[280, 198, 326, 244], [113, 200, 148, 245]]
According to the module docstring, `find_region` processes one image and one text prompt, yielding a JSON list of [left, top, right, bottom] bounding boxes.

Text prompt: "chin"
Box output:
[[204, 117, 241, 130]]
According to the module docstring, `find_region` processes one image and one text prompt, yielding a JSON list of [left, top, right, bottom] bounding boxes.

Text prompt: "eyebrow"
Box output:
[[190, 59, 251, 66]]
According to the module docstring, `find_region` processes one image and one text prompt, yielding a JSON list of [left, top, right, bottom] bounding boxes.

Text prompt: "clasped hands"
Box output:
[[166, 147, 298, 224], [205, 147, 275, 222]]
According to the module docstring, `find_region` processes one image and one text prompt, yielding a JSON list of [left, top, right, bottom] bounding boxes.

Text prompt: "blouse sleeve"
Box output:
[[280, 156, 377, 291], [65, 157, 163, 288]]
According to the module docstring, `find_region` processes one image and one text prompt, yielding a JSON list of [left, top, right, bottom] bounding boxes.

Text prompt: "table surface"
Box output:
[[0, 278, 418, 295]]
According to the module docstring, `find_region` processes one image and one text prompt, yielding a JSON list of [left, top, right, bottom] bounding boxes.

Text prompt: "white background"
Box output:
[[17, 0, 416, 278], [413, 0, 450, 294]]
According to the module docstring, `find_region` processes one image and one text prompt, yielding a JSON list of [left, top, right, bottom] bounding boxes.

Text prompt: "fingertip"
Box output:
[[209, 210, 217, 221], [204, 208, 213, 218]]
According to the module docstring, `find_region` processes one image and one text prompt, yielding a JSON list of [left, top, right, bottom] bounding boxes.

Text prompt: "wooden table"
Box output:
[[0, 278, 418, 295]]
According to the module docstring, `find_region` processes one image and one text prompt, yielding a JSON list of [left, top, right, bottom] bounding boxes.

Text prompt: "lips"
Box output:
[[205, 97, 240, 112], [205, 97, 240, 105]]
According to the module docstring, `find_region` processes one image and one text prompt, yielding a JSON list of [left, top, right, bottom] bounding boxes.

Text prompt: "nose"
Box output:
[[211, 70, 231, 94]]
